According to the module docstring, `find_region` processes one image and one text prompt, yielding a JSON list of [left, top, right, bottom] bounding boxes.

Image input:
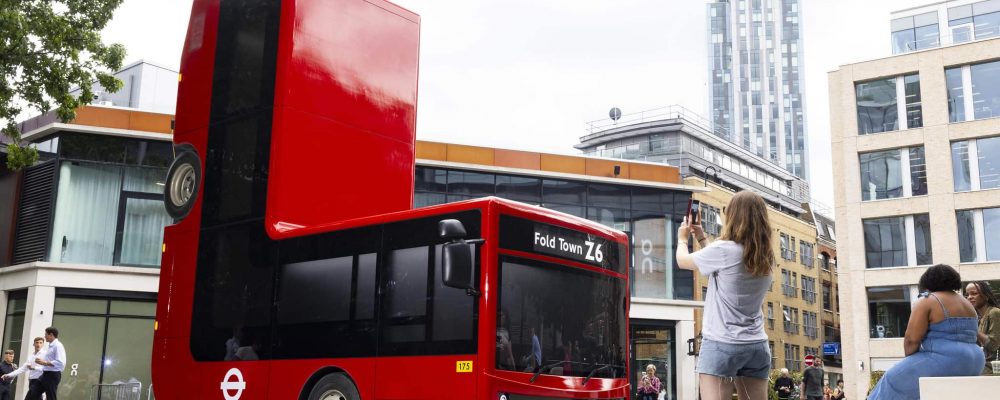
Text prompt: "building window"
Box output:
[[859, 146, 927, 201], [952, 137, 1000, 191], [701, 204, 722, 236], [780, 233, 793, 260], [947, 3, 1000, 43], [51, 293, 157, 397], [767, 302, 775, 330], [47, 134, 173, 268], [803, 311, 818, 339], [862, 214, 933, 268], [956, 207, 1000, 263], [769, 341, 776, 369], [802, 276, 817, 304], [868, 286, 912, 339], [2, 291, 28, 360], [799, 241, 815, 267], [783, 343, 803, 372], [856, 74, 922, 134], [781, 269, 798, 297], [891, 12, 940, 54], [823, 283, 833, 311], [946, 60, 1000, 122]]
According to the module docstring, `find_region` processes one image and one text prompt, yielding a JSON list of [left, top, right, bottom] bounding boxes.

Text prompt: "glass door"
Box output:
[[631, 321, 676, 400]]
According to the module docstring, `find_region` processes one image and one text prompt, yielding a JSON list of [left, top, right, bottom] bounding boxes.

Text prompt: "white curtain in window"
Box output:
[[50, 163, 122, 265], [119, 198, 171, 266]]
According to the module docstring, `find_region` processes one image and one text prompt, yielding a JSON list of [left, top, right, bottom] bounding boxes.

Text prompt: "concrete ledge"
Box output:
[[919, 376, 1000, 399]]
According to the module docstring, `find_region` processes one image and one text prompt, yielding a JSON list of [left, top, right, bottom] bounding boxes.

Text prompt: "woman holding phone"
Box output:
[[676, 191, 774, 400]]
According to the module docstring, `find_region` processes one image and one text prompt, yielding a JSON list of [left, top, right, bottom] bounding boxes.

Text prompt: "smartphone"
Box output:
[[687, 200, 701, 224]]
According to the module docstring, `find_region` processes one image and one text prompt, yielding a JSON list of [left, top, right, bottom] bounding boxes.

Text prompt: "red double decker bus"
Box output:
[[151, 0, 631, 399]]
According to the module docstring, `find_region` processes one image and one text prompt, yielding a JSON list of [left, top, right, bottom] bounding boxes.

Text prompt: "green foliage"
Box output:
[[869, 370, 886, 395], [0, 0, 127, 170]]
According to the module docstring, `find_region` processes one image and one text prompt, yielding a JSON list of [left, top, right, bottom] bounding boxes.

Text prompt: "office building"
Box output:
[[829, 2, 1000, 396]]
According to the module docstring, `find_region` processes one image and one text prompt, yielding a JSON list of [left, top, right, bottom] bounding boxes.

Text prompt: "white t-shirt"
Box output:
[[691, 240, 771, 343]]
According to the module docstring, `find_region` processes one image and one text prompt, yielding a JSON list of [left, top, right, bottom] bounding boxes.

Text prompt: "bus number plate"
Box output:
[[456, 361, 473, 373]]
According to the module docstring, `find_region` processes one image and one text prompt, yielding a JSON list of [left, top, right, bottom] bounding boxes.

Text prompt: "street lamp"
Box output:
[[703, 166, 719, 187]]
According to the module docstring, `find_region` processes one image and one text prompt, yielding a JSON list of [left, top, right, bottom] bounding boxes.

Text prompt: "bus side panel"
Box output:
[[265, 0, 420, 235], [173, 0, 220, 136], [157, 337, 271, 400], [267, 359, 375, 399], [375, 355, 476, 399]]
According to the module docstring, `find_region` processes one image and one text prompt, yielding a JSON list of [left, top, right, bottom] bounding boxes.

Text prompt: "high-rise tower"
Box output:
[[708, 0, 808, 179]]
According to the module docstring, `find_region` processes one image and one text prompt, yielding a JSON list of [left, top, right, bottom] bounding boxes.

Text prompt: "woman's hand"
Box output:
[[678, 217, 691, 239]]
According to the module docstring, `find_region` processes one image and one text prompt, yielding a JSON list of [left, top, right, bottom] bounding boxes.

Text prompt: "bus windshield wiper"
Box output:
[[582, 363, 619, 385], [529, 360, 589, 383]]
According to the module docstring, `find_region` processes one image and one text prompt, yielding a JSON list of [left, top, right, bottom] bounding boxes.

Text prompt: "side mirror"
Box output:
[[439, 219, 483, 295], [443, 242, 475, 291]]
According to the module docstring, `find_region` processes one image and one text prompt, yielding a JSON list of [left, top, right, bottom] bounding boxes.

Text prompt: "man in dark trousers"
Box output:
[[773, 368, 794, 400], [36, 327, 66, 400], [5, 337, 47, 400], [0, 350, 16, 400], [800, 358, 825, 400]]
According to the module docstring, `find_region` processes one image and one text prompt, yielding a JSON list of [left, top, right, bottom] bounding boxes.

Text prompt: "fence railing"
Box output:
[[91, 382, 142, 400]]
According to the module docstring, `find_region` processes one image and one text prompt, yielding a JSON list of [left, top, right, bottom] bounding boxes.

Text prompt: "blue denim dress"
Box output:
[[868, 294, 985, 400]]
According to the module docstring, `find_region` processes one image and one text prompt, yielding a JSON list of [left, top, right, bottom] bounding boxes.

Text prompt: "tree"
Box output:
[[1, 0, 127, 170]]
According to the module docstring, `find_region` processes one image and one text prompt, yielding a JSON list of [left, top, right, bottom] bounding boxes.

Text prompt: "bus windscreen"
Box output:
[[496, 256, 627, 379]]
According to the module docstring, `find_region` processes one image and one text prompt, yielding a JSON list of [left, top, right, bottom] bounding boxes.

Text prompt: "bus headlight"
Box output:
[[164, 144, 201, 219]]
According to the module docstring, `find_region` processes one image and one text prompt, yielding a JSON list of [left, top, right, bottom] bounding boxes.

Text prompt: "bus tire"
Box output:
[[307, 373, 359, 400], [163, 145, 201, 220]]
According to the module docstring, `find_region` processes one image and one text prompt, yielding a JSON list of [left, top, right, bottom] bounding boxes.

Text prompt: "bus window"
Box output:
[[379, 212, 480, 356], [273, 226, 381, 359], [190, 222, 276, 361]]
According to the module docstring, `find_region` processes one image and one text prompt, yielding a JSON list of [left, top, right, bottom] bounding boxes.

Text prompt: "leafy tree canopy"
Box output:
[[1, 0, 127, 170]]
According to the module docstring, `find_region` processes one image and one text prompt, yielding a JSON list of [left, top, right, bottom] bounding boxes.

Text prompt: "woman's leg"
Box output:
[[733, 376, 768, 400], [699, 373, 735, 400]]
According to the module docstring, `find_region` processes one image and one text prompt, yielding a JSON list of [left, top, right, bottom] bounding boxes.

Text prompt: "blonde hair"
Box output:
[[646, 364, 656, 372], [719, 191, 774, 277]]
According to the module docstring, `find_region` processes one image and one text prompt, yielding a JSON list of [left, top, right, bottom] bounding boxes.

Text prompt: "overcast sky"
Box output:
[[100, 0, 930, 207]]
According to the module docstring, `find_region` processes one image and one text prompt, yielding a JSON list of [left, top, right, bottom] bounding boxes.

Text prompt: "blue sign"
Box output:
[[823, 342, 841, 356]]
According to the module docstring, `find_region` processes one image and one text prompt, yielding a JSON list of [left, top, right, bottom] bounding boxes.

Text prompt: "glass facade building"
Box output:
[[707, 0, 808, 179], [415, 166, 695, 301]]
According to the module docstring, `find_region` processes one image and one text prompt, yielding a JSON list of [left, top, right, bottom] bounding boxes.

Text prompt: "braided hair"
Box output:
[[971, 281, 1000, 308]]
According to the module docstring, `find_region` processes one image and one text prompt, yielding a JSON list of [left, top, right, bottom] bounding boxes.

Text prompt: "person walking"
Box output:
[[0, 350, 16, 400], [773, 368, 794, 400], [965, 280, 1000, 374], [3, 337, 46, 400], [677, 191, 775, 400], [35, 327, 66, 400], [800, 359, 824, 400]]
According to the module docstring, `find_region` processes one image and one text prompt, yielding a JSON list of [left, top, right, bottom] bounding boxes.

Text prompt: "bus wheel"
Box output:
[[164, 145, 201, 219], [307, 373, 359, 400]]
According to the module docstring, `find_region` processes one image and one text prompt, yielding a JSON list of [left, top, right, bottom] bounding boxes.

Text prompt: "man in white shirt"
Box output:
[[2, 337, 46, 400], [35, 328, 65, 400]]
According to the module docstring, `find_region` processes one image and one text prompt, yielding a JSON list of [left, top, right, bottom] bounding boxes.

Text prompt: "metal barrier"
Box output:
[[90, 382, 142, 400], [147, 384, 154, 400]]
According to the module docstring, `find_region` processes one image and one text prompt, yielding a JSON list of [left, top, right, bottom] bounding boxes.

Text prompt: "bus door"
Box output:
[[375, 212, 481, 398]]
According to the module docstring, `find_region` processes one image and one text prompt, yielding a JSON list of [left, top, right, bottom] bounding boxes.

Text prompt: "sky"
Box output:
[[99, 0, 931, 208]]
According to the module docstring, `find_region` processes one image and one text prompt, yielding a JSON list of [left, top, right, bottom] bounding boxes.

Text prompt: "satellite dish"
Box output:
[[609, 107, 622, 121]]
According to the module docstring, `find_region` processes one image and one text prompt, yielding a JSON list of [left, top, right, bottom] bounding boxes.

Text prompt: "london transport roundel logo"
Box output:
[[220, 368, 246, 400]]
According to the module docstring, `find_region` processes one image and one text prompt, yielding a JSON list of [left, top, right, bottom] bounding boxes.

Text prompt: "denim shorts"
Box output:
[[696, 339, 771, 379]]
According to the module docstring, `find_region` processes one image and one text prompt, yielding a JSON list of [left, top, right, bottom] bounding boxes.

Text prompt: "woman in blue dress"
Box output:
[[869, 264, 985, 399]]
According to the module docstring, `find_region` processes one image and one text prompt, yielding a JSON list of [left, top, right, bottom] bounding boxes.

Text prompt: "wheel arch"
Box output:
[[298, 366, 359, 400]]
